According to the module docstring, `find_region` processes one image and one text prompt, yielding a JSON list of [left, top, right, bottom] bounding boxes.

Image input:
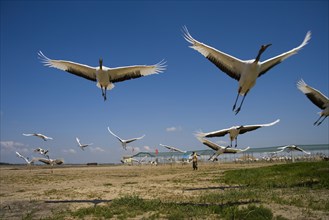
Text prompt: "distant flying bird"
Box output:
[[32, 157, 64, 165], [197, 119, 280, 148], [183, 26, 311, 114], [34, 147, 49, 158], [297, 79, 329, 126], [276, 145, 310, 155], [107, 127, 145, 150], [160, 144, 187, 153], [76, 137, 93, 151], [38, 51, 166, 101], [23, 133, 53, 141], [196, 137, 250, 161], [16, 152, 33, 165]]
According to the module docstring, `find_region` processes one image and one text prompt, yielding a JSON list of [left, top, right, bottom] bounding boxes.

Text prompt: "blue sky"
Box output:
[[1, 1, 328, 164]]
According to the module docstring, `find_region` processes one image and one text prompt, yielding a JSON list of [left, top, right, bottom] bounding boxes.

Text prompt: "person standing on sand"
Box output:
[[192, 151, 198, 170]]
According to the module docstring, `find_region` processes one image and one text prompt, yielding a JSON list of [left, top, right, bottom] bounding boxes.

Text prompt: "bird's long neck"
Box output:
[[99, 59, 103, 70], [254, 44, 271, 63], [254, 50, 263, 63]]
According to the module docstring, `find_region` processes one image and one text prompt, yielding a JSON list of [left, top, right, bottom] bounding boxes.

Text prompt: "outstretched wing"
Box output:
[[107, 127, 124, 143], [38, 51, 97, 82], [76, 137, 82, 146], [108, 60, 166, 83], [239, 119, 280, 134], [196, 137, 224, 152], [297, 79, 329, 110], [196, 128, 230, 138], [23, 133, 34, 137], [259, 31, 311, 77], [159, 144, 186, 153], [224, 146, 250, 153], [16, 152, 30, 163], [294, 146, 311, 154], [33, 157, 51, 165], [126, 135, 145, 144], [183, 26, 246, 81]]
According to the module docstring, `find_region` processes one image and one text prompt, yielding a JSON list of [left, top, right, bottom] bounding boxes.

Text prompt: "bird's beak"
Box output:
[[264, 44, 272, 50]]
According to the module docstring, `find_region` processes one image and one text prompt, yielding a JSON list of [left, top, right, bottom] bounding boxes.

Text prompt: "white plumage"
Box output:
[[297, 79, 329, 126], [76, 137, 93, 151], [196, 137, 250, 161], [38, 51, 166, 101], [197, 119, 280, 148], [107, 127, 145, 150], [276, 145, 310, 155], [16, 151, 63, 166], [183, 26, 311, 114], [23, 133, 53, 141], [16, 152, 33, 164], [159, 144, 187, 153], [32, 157, 64, 165], [34, 147, 49, 158]]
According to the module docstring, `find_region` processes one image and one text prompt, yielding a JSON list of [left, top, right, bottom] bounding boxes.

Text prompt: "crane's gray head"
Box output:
[[99, 58, 103, 69]]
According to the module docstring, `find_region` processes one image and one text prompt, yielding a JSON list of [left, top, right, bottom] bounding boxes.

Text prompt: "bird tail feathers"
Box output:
[[97, 83, 115, 90], [194, 130, 206, 139]]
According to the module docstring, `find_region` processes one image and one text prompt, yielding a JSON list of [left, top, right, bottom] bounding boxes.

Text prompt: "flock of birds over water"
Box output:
[[16, 26, 328, 166]]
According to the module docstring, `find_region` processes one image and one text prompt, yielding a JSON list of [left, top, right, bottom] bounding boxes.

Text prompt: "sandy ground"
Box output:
[[0, 162, 328, 219]]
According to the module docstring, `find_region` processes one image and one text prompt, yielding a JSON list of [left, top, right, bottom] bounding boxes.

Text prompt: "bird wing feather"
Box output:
[[258, 31, 311, 77], [107, 127, 124, 143], [34, 157, 51, 165], [107, 60, 166, 83], [16, 152, 29, 163], [196, 137, 223, 151], [201, 128, 230, 138], [76, 137, 82, 146], [160, 144, 186, 153], [239, 119, 280, 134], [38, 51, 97, 82], [23, 133, 33, 136], [183, 26, 245, 81], [126, 135, 145, 143], [297, 79, 329, 109], [224, 146, 250, 153]]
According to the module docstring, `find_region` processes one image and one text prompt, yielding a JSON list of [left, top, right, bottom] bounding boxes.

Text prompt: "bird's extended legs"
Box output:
[[314, 115, 327, 126], [101, 86, 107, 101], [235, 95, 246, 115], [232, 93, 240, 112], [233, 89, 248, 115], [233, 91, 248, 115]]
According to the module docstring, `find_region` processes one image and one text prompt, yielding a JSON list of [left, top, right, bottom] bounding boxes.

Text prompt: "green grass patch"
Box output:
[[220, 161, 329, 189], [68, 195, 279, 220]]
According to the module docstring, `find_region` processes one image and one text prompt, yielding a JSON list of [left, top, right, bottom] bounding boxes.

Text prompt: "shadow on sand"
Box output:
[[45, 199, 112, 207], [184, 185, 243, 191], [173, 199, 260, 208]]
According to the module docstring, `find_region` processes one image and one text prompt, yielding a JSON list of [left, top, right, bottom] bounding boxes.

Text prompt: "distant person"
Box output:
[[192, 151, 198, 170]]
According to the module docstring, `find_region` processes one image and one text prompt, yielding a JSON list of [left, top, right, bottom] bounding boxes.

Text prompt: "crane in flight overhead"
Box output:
[[183, 26, 311, 114], [197, 119, 280, 148], [39, 51, 166, 101], [108, 127, 145, 150]]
